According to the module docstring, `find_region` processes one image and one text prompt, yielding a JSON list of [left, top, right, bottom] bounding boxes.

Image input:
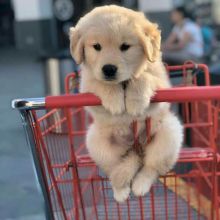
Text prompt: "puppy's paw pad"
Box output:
[[132, 174, 152, 197], [113, 186, 130, 203]]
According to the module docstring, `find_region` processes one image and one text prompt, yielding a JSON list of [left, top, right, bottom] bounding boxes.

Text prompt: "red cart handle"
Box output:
[[45, 86, 220, 109]]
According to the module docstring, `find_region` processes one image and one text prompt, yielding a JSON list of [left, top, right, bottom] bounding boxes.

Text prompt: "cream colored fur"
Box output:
[[69, 5, 183, 202]]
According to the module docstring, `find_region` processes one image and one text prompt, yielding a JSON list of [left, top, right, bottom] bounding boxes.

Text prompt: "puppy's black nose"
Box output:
[[102, 64, 117, 80]]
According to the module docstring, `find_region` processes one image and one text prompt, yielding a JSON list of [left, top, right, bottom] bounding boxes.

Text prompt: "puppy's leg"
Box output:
[[86, 124, 122, 174], [99, 85, 125, 115], [110, 150, 141, 188], [87, 124, 139, 202], [125, 76, 155, 116], [132, 112, 183, 196], [82, 78, 125, 115], [110, 150, 141, 202]]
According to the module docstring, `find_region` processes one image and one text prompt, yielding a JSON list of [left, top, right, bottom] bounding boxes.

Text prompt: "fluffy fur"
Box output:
[[69, 5, 183, 202]]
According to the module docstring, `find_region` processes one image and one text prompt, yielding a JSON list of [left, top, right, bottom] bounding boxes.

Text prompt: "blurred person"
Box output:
[[162, 7, 204, 65], [197, 18, 217, 59]]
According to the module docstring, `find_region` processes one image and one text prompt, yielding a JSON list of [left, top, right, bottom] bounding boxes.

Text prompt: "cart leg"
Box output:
[[20, 110, 54, 220]]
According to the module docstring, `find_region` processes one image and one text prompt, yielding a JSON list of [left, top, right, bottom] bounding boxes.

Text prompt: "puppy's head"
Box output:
[[70, 5, 161, 83]]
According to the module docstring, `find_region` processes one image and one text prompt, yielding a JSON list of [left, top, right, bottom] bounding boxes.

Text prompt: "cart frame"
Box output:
[[12, 63, 220, 220]]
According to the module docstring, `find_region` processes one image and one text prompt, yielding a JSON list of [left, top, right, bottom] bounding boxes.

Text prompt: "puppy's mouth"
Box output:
[[104, 77, 116, 82], [102, 75, 119, 84], [100, 71, 131, 85], [103, 78, 130, 86]]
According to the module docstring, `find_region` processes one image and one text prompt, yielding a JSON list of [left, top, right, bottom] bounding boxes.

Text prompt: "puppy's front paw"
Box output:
[[113, 186, 130, 203], [101, 92, 125, 115], [132, 171, 155, 196], [125, 78, 155, 117], [157, 158, 176, 175], [126, 97, 150, 117], [110, 166, 132, 189]]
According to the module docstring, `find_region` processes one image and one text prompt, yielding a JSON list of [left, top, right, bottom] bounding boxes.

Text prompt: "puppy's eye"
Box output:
[[93, 43, 102, 51], [120, 43, 130, 51]]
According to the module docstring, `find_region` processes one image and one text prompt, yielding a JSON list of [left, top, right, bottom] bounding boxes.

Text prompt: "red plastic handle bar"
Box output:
[[45, 86, 220, 109]]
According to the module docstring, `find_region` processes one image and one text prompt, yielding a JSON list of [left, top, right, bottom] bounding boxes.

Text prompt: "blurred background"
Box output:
[[0, 0, 220, 219]]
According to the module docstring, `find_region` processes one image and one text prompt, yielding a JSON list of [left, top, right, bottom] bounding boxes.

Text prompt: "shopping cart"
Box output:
[[12, 63, 220, 220], [212, 100, 220, 151]]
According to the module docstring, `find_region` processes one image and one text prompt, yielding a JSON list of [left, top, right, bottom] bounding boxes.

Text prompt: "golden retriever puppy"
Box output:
[[69, 5, 183, 202]]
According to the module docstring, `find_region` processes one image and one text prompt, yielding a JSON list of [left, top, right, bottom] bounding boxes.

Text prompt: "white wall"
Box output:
[[213, 0, 220, 24], [12, 0, 53, 21], [138, 0, 173, 12]]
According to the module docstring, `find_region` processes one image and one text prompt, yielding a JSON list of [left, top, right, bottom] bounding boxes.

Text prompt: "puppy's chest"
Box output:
[[110, 121, 149, 147]]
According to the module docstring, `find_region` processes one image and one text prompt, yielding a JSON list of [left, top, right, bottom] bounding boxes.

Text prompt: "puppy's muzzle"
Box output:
[[102, 64, 117, 80]]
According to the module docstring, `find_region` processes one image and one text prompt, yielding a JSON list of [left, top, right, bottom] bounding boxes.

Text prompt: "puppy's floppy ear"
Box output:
[[137, 21, 161, 63], [69, 27, 84, 64]]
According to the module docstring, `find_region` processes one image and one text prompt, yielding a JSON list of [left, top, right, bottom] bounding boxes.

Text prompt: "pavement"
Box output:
[[0, 48, 46, 220]]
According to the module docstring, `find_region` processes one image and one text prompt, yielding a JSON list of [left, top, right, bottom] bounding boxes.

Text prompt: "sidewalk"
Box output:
[[6, 213, 45, 220], [0, 48, 46, 220]]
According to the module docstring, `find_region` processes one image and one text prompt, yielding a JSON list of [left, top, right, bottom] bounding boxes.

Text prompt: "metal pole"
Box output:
[[45, 58, 61, 95]]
